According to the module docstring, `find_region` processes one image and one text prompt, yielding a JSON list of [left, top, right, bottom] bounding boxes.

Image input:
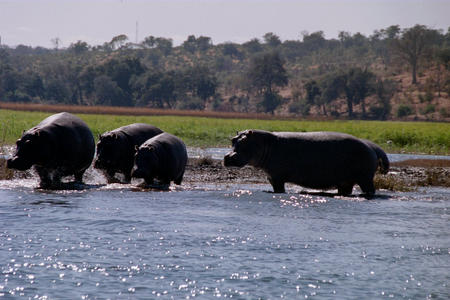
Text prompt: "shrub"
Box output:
[[397, 104, 413, 118], [288, 99, 310, 116], [422, 104, 435, 114]]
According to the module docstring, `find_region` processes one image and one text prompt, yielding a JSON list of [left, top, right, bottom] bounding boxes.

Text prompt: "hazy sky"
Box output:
[[1, 0, 449, 48]]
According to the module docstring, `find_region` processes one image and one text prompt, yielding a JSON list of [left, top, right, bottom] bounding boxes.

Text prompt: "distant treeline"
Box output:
[[0, 25, 449, 120]]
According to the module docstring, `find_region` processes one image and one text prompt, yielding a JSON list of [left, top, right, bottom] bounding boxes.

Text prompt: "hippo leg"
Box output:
[[337, 183, 354, 196], [144, 177, 155, 185], [123, 173, 132, 184], [269, 177, 285, 193], [74, 169, 86, 183], [103, 170, 119, 184], [35, 166, 52, 188], [174, 172, 184, 185], [358, 179, 375, 196]]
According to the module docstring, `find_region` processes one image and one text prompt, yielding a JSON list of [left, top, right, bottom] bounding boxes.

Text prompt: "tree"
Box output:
[[263, 32, 281, 47], [186, 65, 218, 102], [247, 51, 288, 113], [142, 36, 173, 55], [222, 43, 242, 59], [302, 31, 326, 52], [182, 35, 197, 53], [243, 38, 263, 53], [69, 40, 89, 54], [393, 25, 439, 84], [304, 80, 321, 106], [247, 51, 288, 95], [370, 79, 395, 120], [93, 75, 127, 106], [110, 34, 129, 50], [344, 68, 376, 118], [154, 37, 173, 56], [317, 74, 344, 116], [182, 35, 212, 53]]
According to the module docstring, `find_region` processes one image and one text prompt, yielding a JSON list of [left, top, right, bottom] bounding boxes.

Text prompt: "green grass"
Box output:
[[1, 109, 449, 154]]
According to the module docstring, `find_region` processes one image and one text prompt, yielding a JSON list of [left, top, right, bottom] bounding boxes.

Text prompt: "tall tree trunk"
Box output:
[[347, 98, 353, 119], [361, 99, 366, 118], [412, 61, 417, 84]]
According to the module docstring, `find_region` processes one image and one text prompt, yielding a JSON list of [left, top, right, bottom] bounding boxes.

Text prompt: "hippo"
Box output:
[[224, 130, 390, 196], [7, 112, 95, 188], [131, 132, 187, 188], [94, 123, 163, 183]]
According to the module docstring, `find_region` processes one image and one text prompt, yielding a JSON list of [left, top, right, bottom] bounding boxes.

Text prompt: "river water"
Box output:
[[1, 148, 449, 299], [0, 173, 449, 299]]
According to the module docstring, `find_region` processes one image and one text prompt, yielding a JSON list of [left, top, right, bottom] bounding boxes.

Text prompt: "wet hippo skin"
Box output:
[[94, 123, 163, 183], [7, 112, 95, 188], [224, 130, 389, 195]]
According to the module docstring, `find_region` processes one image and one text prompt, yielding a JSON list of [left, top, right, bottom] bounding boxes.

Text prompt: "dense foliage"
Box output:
[[0, 24, 449, 119]]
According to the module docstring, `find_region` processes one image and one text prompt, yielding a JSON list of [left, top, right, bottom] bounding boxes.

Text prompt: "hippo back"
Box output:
[[143, 132, 187, 180], [36, 112, 95, 173], [115, 123, 163, 147]]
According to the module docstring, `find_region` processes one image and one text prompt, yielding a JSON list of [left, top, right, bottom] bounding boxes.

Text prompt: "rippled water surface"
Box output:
[[0, 177, 449, 299]]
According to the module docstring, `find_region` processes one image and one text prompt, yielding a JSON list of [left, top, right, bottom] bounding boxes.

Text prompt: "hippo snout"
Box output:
[[6, 158, 14, 169], [224, 152, 244, 167], [6, 156, 31, 171]]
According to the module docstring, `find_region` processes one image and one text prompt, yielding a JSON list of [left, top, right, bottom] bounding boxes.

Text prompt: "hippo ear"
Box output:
[[35, 130, 40, 137], [247, 130, 253, 135], [134, 145, 139, 152]]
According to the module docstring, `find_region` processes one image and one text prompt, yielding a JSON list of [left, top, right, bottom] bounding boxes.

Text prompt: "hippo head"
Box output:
[[131, 145, 158, 182], [224, 130, 258, 168], [94, 133, 122, 170], [7, 130, 42, 171]]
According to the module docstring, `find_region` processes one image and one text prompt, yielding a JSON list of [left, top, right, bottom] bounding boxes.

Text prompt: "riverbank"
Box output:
[[2, 157, 449, 191], [185, 157, 450, 191]]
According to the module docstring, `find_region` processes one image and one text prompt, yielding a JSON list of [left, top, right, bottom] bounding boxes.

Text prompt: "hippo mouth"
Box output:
[[7, 157, 33, 171], [224, 152, 247, 168]]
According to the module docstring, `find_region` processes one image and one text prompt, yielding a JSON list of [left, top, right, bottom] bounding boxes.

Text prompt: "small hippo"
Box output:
[[131, 132, 187, 188], [224, 130, 389, 196], [7, 112, 95, 188], [94, 123, 163, 183]]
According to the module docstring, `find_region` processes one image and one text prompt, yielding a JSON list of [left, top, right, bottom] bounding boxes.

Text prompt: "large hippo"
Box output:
[[94, 123, 163, 183], [224, 130, 389, 196], [131, 132, 187, 188], [7, 112, 95, 188]]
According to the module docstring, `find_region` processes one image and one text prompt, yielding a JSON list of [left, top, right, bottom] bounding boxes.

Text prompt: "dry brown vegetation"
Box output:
[[0, 102, 280, 120]]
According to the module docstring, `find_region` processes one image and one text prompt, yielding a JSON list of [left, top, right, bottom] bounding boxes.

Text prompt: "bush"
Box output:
[[422, 104, 435, 114], [397, 104, 413, 118], [288, 99, 310, 116], [176, 97, 205, 110]]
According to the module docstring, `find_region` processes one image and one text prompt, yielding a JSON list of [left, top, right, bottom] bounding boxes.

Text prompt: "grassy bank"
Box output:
[[1, 109, 449, 154]]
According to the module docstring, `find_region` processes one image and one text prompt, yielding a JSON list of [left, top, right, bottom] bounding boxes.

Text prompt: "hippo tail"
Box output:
[[363, 140, 390, 174]]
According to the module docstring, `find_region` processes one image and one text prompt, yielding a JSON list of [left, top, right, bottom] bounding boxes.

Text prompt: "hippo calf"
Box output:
[[7, 112, 95, 188], [131, 132, 187, 188], [94, 123, 163, 183], [224, 130, 389, 196]]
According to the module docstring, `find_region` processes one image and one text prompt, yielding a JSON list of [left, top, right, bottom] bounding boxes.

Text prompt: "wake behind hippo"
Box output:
[[224, 130, 389, 196], [131, 132, 187, 189], [7, 112, 95, 189], [94, 123, 163, 183]]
